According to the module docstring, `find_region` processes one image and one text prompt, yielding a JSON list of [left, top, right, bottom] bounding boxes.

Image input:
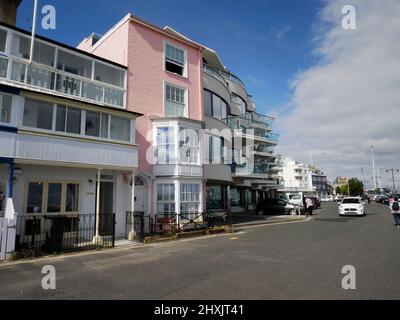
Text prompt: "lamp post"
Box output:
[[386, 168, 399, 193]]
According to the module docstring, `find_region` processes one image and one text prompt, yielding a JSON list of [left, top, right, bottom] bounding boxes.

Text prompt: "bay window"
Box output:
[[0, 94, 12, 124], [157, 184, 175, 214], [180, 184, 200, 214], [57, 49, 92, 79], [232, 94, 246, 115], [179, 128, 200, 164], [165, 43, 186, 77], [156, 127, 176, 164], [94, 62, 124, 88], [165, 83, 186, 117]]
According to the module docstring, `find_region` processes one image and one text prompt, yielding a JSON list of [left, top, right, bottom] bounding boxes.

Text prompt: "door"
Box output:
[[98, 181, 114, 235], [135, 185, 145, 213]]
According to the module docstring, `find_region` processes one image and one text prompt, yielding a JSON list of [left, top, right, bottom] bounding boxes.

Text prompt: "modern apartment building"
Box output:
[[79, 13, 281, 218], [78, 14, 205, 219], [0, 20, 141, 252], [278, 157, 313, 192]]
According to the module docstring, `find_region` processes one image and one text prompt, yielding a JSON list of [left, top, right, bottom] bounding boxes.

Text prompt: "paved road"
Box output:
[[1, 202, 399, 299]]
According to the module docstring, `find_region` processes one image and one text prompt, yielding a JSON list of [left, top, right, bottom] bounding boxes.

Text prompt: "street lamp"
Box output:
[[386, 168, 399, 193]]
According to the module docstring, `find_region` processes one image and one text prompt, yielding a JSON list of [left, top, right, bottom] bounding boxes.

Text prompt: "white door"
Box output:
[[135, 186, 146, 213]]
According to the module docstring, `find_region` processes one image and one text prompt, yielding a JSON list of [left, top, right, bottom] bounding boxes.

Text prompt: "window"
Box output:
[[85, 111, 100, 137], [23, 99, 53, 130], [66, 184, 79, 212], [0, 29, 7, 52], [165, 84, 186, 117], [203, 90, 227, 121], [32, 41, 55, 67], [232, 94, 246, 115], [27, 182, 44, 213], [56, 105, 81, 134], [11, 33, 30, 59], [165, 43, 186, 76], [179, 128, 200, 164], [230, 188, 241, 207], [0, 94, 12, 124], [110, 116, 130, 141], [207, 134, 213, 162], [57, 49, 92, 78], [180, 184, 200, 214], [206, 186, 223, 210], [94, 62, 124, 88], [156, 127, 176, 164], [157, 184, 175, 214], [47, 183, 62, 213]]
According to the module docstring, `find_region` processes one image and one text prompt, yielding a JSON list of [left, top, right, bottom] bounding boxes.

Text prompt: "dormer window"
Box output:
[[165, 43, 186, 77]]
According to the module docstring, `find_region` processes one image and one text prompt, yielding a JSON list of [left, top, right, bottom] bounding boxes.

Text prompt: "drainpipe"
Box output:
[[128, 172, 135, 241], [93, 169, 102, 245], [7, 160, 14, 198]]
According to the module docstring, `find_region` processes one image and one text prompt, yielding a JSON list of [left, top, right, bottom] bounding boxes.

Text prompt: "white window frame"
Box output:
[[164, 81, 188, 118], [163, 41, 188, 78], [155, 126, 177, 164], [156, 183, 176, 215], [0, 93, 12, 125], [179, 127, 200, 165], [180, 183, 200, 214]]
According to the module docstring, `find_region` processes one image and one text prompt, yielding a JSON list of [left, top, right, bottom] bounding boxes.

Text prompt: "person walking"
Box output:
[[389, 196, 400, 228], [305, 197, 314, 216]]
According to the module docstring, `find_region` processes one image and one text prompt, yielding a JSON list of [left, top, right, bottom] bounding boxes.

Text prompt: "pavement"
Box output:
[[230, 212, 307, 228], [0, 202, 399, 300]]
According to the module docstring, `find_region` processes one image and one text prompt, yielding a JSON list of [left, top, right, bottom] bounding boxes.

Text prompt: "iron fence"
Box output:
[[125, 211, 230, 242], [15, 213, 115, 257]]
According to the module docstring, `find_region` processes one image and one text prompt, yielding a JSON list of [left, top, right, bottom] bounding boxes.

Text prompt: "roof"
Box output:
[[0, 21, 127, 70]]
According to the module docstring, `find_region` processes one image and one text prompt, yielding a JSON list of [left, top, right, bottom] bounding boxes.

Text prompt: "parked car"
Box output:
[[256, 198, 296, 215], [360, 194, 371, 203], [377, 193, 391, 205], [339, 197, 366, 216]]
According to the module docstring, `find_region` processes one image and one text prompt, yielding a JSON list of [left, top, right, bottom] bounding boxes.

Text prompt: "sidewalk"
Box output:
[[230, 213, 308, 228]]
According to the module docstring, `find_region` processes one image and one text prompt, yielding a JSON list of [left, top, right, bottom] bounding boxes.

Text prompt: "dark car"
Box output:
[[310, 197, 321, 209], [360, 194, 371, 203], [256, 198, 295, 215], [378, 194, 391, 205]]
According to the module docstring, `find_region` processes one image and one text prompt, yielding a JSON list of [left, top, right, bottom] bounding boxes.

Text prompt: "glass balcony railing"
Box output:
[[266, 133, 279, 143], [203, 63, 227, 86], [254, 144, 276, 154], [3, 58, 125, 107], [220, 69, 246, 90]]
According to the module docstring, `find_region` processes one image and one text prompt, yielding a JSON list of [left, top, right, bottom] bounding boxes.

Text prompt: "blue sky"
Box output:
[[16, 0, 320, 117]]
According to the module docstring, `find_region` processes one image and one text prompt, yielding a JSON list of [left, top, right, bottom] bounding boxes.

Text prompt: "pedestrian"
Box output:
[[305, 197, 314, 216], [389, 196, 400, 228]]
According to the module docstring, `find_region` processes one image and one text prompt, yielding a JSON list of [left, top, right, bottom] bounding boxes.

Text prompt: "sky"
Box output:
[[15, 0, 400, 189]]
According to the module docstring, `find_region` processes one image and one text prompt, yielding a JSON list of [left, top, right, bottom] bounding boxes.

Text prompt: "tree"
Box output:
[[348, 178, 364, 196]]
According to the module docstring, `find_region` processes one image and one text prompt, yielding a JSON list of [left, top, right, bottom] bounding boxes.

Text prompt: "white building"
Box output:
[[0, 22, 141, 258], [278, 157, 313, 193]]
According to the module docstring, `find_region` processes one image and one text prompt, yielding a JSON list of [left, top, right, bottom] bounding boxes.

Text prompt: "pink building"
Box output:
[[79, 14, 205, 219]]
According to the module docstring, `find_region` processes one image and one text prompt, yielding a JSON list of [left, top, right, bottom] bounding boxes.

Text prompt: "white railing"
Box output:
[[2, 56, 125, 108]]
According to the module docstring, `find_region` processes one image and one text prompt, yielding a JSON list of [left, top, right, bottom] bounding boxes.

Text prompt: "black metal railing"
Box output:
[[15, 213, 115, 257], [126, 211, 229, 241]]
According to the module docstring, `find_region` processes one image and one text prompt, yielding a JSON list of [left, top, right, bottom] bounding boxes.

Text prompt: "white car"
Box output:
[[338, 197, 366, 216]]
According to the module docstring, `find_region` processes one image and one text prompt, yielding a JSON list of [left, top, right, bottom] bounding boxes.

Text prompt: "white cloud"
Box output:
[[276, 0, 400, 189], [276, 25, 291, 41]]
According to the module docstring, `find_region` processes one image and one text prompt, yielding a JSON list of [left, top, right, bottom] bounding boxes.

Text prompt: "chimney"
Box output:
[[0, 0, 22, 26]]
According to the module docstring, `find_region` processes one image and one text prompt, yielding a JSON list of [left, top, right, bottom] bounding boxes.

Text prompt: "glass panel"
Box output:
[[23, 99, 53, 130], [101, 113, 108, 138], [27, 182, 43, 213], [0, 94, 12, 123], [66, 184, 79, 212], [10, 61, 26, 83], [110, 116, 130, 141], [66, 107, 81, 134], [82, 81, 103, 102], [32, 41, 55, 67], [204, 90, 212, 116], [104, 88, 124, 107], [213, 95, 222, 120], [11, 33, 30, 59], [55, 105, 66, 132], [26, 65, 55, 89], [206, 186, 223, 210], [47, 183, 62, 213], [57, 49, 92, 78], [165, 44, 184, 65], [56, 74, 81, 96], [85, 111, 100, 137], [0, 57, 7, 78], [221, 100, 227, 120], [0, 29, 7, 52], [165, 100, 185, 117], [94, 62, 124, 87]]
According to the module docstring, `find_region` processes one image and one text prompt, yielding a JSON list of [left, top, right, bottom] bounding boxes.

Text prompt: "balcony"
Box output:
[[0, 26, 126, 108], [219, 69, 246, 91], [203, 63, 227, 87]]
